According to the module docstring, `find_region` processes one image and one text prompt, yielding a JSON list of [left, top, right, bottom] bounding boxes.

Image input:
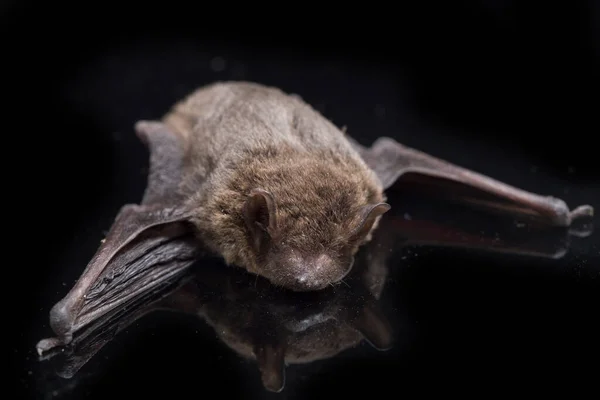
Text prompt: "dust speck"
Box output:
[[230, 63, 246, 78], [210, 56, 226, 72], [375, 104, 386, 119]]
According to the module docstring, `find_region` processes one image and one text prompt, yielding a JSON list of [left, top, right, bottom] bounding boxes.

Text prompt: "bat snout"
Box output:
[[286, 254, 350, 292]]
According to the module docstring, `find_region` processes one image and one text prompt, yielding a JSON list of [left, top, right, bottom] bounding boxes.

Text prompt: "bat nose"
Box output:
[[291, 254, 350, 291]]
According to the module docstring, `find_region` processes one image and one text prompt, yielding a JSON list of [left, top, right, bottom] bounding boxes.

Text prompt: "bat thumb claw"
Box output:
[[36, 337, 63, 356], [567, 205, 594, 237], [570, 204, 594, 220]]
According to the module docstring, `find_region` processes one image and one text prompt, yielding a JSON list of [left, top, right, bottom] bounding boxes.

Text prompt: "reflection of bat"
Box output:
[[41, 81, 593, 355], [37, 191, 589, 393], [38, 238, 392, 394]]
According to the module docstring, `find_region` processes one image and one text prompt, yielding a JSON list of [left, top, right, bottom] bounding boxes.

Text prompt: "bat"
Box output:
[[39, 81, 593, 357], [37, 190, 590, 393]]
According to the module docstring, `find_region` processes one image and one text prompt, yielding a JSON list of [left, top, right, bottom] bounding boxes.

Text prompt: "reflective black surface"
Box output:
[[32, 191, 597, 398], [6, 1, 600, 398]]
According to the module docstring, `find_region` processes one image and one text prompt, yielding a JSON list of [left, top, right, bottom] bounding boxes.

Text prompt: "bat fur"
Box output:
[[160, 81, 387, 291]]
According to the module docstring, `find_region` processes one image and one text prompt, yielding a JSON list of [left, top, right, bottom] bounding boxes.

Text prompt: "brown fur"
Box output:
[[162, 82, 385, 289]]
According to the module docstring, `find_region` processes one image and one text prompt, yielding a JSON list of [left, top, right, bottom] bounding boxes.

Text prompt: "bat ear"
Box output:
[[348, 301, 394, 351], [243, 189, 279, 251], [254, 343, 286, 392], [349, 203, 391, 244]]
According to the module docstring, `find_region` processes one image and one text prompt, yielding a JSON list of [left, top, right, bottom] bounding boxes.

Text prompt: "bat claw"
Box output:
[[36, 337, 64, 356], [567, 205, 594, 238], [570, 204, 594, 220], [537, 199, 593, 227]]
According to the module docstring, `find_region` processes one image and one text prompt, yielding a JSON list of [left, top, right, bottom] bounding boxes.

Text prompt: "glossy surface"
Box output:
[[8, 2, 599, 398], [32, 192, 598, 399]]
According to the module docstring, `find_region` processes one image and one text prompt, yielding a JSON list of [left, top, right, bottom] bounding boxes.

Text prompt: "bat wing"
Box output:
[[37, 223, 201, 355], [38, 269, 196, 379], [351, 136, 594, 228], [40, 121, 203, 350], [134, 120, 188, 205]]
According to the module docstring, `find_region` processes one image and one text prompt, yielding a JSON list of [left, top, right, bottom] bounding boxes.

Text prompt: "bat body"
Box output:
[[42, 81, 593, 349], [161, 82, 387, 291]]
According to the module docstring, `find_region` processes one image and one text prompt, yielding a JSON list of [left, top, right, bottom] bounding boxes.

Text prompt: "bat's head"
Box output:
[[243, 188, 390, 291]]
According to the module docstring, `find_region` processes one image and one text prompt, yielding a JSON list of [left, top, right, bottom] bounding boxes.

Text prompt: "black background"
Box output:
[[4, 1, 599, 399]]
